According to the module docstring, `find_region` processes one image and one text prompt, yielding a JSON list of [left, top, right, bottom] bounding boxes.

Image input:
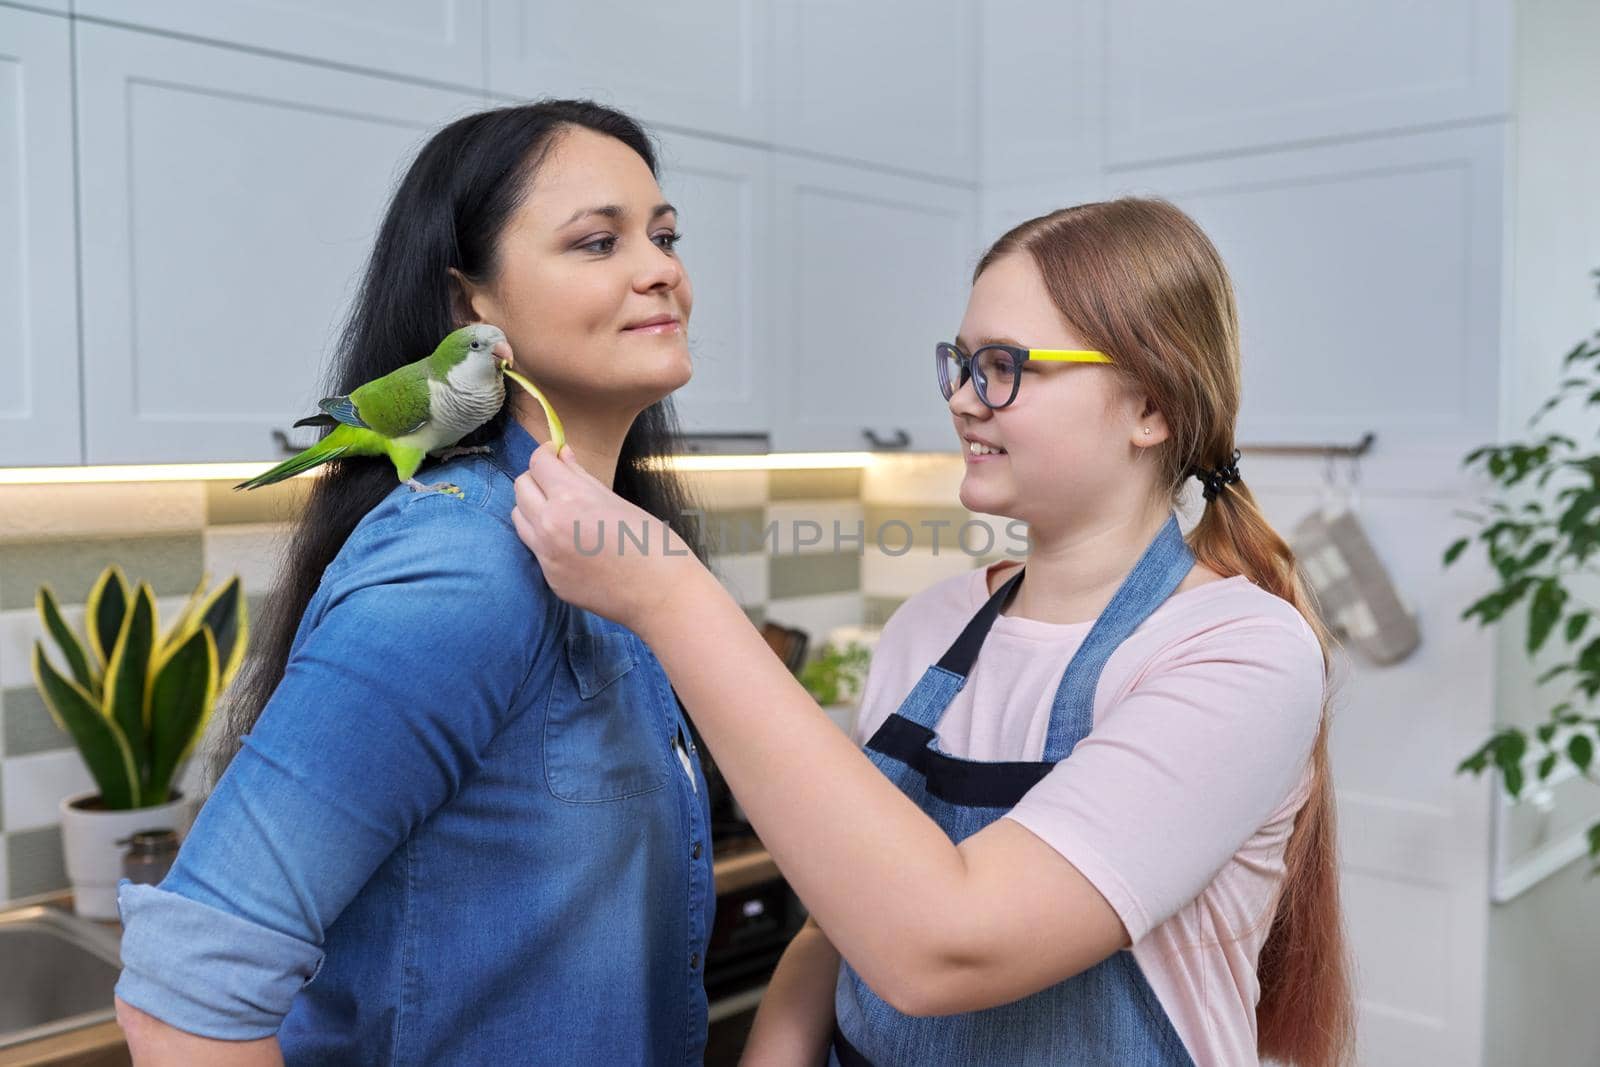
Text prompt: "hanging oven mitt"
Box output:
[[1291, 507, 1421, 665]]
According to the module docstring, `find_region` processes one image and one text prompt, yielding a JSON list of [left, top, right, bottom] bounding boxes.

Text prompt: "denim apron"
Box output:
[[831, 512, 1199, 1067]]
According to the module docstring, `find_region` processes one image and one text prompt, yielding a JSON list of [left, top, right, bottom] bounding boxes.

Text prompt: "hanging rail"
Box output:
[[1237, 432, 1374, 458]]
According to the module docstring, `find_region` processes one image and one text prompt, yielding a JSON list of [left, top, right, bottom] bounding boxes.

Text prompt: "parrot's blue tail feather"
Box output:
[[293, 413, 338, 429]]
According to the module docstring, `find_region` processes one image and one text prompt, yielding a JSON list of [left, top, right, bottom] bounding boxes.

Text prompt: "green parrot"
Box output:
[[235, 324, 512, 494]]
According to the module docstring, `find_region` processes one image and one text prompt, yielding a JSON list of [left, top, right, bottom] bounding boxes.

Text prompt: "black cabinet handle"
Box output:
[[271, 428, 318, 456], [862, 427, 911, 450]]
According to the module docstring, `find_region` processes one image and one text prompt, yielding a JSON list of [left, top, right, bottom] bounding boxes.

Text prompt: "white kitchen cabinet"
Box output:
[[772, 0, 978, 182], [74, 0, 487, 95], [653, 132, 774, 437], [770, 155, 978, 454], [978, 0, 1104, 186], [0, 5, 80, 466], [486, 0, 773, 143], [1102, 0, 1511, 166], [1108, 124, 1505, 450], [75, 22, 483, 464]]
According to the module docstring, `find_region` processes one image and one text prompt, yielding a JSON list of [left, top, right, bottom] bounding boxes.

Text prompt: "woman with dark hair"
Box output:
[[112, 100, 714, 1065]]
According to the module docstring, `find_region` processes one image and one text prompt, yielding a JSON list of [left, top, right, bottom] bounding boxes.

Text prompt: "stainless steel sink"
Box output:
[[0, 903, 123, 1049]]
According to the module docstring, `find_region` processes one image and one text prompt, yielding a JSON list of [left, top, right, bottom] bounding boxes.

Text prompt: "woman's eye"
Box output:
[[653, 231, 683, 252], [577, 235, 617, 254]]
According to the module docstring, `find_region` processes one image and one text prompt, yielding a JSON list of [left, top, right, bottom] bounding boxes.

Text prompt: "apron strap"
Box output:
[[1040, 513, 1195, 762], [934, 566, 1025, 678]]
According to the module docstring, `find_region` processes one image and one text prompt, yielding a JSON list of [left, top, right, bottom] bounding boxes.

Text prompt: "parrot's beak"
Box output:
[[492, 340, 513, 369]]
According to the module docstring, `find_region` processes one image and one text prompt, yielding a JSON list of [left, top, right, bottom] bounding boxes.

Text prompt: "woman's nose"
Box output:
[[634, 248, 684, 293]]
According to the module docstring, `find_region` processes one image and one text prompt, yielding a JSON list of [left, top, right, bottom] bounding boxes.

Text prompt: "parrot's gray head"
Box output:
[[451, 323, 511, 391]]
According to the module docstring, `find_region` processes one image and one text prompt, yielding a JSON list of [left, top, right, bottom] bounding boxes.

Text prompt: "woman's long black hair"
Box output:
[[210, 100, 707, 783]]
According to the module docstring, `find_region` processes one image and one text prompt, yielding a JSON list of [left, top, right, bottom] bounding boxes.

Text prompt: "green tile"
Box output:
[[7, 825, 68, 900], [864, 597, 906, 628], [768, 553, 861, 600], [863, 505, 1000, 553], [2, 687, 71, 757], [204, 479, 314, 525], [689, 507, 771, 556], [0, 533, 205, 610], [769, 469, 862, 501]]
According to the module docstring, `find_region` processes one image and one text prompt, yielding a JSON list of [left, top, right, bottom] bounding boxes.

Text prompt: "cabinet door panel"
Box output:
[[77, 24, 483, 464], [1104, 0, 1510, 164], [1111, 126, 1504, 448], [486, 0, 771, 142], [772, 156, 977, 454], [655, 133, 772, 436], [75, 0, 486, 92], [772, 0, 977, 181], [0, 6, 79, 466]]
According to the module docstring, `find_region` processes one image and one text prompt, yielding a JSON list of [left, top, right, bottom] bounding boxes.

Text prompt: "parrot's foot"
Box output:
[[432, 445, 494, 461], [406, 478, 465, 499]]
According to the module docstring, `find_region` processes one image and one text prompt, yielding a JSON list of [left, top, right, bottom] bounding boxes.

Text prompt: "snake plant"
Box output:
[[30, 566, 248, 811]]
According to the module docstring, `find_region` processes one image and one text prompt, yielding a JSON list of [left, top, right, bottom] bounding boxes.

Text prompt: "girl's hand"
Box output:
[[511, 445, 702, 632]]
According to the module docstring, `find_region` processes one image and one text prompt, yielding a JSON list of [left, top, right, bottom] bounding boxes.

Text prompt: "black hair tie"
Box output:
[[1191, 449, 1242, 501]]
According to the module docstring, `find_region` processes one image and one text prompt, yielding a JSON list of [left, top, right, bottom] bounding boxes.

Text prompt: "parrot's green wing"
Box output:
[[335, 360, 433, 439]]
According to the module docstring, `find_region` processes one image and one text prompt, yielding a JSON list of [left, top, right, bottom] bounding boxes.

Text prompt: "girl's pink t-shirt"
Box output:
[[850, 561, 1326, 1067]]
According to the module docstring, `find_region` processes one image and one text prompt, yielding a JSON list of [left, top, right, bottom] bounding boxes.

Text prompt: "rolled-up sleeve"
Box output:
[[115, 495, 549, 1038]]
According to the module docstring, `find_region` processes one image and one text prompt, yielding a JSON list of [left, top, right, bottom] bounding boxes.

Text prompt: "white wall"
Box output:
[[1486, 0, 1600, 1062]]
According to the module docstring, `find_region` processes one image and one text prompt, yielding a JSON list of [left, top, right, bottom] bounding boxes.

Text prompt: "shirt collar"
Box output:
[[488, 418, 540, 482]]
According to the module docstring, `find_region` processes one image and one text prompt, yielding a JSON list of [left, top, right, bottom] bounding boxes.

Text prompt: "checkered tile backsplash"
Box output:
[[0, 454, 998, 903]]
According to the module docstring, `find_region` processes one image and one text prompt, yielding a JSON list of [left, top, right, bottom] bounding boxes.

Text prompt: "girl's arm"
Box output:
[[740, 918, 841, 1065], [637, 561, 1124, 1016], [514, 447, 1326, 1017], [117, 998, 284, 1067]]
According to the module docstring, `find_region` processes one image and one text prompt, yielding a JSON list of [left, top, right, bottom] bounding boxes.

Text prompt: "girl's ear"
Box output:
[[1134, 396, 1171, 449]]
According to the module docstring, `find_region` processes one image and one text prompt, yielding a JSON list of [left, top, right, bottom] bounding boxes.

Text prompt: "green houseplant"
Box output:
[[799, 641, 872, 736], [1447, 269, 1600, 875], [31, 565, 247, 916]]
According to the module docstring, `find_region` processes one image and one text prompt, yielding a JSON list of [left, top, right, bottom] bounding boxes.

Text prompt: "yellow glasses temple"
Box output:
[[1027, 349, 1113, 364]]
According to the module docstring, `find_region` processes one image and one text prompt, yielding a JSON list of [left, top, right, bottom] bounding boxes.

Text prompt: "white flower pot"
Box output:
[[59, 790, 196, 920]]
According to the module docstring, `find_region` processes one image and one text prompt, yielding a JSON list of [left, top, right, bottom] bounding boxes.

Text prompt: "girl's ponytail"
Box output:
[[1191, 470, 1353, 1067]]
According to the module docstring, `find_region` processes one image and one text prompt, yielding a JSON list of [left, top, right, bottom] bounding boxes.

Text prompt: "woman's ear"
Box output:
[[447, 267, 487, 328]]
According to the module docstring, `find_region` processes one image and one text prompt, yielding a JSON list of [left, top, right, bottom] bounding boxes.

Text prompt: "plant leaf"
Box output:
[[161, 572, 211, 653], [32, 643, 139, 808], [1570, 734, 1595, 773], [1568, 613, 1592, 644], [1444, 538, 1470, 566], [1529, 579, 1567, 655], [145, 627, 218, 806], [102, 584, 156, 784], [199, 576, 248, 692], [35, 586, 94, 692], [84, 566, 130, 670]]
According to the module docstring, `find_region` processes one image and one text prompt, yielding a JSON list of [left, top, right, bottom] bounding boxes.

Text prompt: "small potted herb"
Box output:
[[799, 641, 873, 736]]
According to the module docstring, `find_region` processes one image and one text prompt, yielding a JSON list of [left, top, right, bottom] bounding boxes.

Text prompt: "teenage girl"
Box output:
[[512, 197, 1354, 1066]]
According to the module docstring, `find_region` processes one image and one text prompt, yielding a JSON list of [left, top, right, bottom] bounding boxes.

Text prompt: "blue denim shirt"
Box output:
[[114, 420, 715, 1066]]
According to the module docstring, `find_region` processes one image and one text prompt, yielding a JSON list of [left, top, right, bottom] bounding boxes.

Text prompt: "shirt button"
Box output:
[[690, 953, 701, 971], [691, 841, 702, 860]]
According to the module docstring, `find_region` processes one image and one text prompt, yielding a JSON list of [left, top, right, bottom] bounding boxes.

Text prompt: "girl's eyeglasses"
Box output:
[[935, 342, 1113, 410]]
